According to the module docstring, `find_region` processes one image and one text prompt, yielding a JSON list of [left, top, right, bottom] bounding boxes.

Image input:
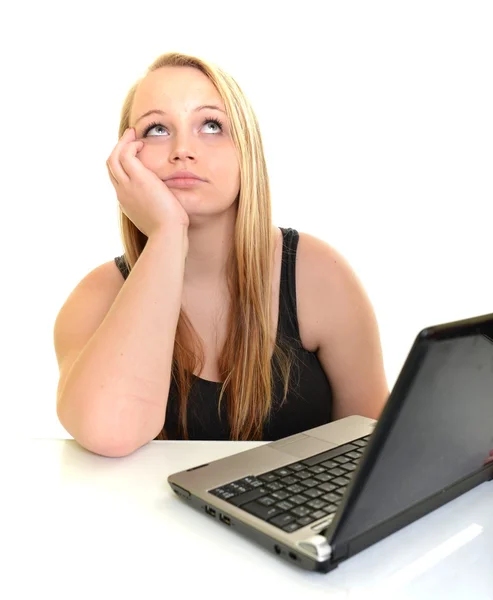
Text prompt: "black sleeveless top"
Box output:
[[114, 227, 333, 440]]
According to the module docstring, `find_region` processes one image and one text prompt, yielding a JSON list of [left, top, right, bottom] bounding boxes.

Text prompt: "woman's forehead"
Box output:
[[130, 67, 224, 122]]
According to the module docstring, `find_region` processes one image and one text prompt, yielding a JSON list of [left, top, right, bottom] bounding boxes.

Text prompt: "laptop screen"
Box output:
[[332, 331, 493, 546]]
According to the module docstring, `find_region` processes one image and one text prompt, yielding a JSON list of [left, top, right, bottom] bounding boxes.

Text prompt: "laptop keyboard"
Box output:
[[209, 435, 370, 533]]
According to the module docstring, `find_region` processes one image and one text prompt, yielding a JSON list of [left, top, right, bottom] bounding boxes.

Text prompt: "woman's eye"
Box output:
[[144, 119, 222, 138], [203, 120, 221, 133], [145, 124, 167, 137]]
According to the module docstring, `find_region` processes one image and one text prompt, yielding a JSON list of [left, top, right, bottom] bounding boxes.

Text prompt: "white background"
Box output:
[[2, 0, 492, 440]]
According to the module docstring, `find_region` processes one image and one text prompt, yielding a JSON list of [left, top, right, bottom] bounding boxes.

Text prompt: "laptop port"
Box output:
[[289, 552, 298, 561], [205, 506, 216, 517], [274, 545, 281, 555], [219, 514, 231, 526]]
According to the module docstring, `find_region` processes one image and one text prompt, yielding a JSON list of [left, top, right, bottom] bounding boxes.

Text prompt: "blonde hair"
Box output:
[[116, 52, 296, 440]]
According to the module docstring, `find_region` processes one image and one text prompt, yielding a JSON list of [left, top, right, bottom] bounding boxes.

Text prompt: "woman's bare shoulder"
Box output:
[[53, 259, 127, 397], [71, 259, 126, 297]]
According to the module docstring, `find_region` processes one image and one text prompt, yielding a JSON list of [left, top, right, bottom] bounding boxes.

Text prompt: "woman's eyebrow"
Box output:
[[134, 105, 226, 125]]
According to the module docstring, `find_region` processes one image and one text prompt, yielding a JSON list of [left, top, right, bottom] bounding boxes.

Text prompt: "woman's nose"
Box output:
[[170, 130, 197, 161]]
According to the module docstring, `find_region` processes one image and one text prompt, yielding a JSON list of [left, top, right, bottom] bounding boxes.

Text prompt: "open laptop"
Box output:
[[168, 313, 493, 572]]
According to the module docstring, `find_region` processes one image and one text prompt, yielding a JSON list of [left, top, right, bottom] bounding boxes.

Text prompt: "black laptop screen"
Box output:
[[333, 332, 493, 545]]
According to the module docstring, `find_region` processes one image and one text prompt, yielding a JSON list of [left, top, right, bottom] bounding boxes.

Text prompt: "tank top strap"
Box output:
[[278, 227, 303, 349], [114, 255, 129, 279]]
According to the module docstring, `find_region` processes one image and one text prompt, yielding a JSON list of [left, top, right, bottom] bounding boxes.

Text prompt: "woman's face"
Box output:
[[129, 66, 240, 219]]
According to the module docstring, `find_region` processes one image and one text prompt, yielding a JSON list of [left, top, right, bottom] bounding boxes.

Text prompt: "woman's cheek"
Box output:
[[136, 140, 168, 168]]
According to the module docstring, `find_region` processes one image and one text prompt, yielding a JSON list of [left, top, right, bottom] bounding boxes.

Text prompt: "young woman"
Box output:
[[53, 52, 389, 457]]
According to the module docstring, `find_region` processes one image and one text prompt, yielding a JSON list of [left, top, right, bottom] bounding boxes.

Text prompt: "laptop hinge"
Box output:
[[296, 535, 332, 562]]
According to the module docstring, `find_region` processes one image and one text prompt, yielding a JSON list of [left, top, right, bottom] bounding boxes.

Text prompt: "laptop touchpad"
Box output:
[[274, 436, 336, 460]]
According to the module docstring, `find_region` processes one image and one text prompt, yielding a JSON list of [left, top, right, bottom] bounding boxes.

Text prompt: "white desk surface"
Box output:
[[2, 439, 492, 600]]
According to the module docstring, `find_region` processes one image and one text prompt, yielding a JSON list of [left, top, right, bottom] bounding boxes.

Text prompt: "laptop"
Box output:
[[167, 313, 493, 572]]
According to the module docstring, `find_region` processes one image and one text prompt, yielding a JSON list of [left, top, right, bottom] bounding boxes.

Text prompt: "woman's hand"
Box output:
[[106, 128, 190, 237]]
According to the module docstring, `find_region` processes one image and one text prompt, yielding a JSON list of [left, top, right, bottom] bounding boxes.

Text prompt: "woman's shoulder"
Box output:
[[53, 259, 126, 378], [294, 230, 362, 350], [295, 230, 351, 276], [65, 260, 126, 305]]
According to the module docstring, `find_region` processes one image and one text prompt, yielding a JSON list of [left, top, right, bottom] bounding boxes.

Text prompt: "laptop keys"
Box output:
[[271, 490, 290, 501], [295, 470, 314, 480], [310, 510, 327, 520], [320, 460, 339, 469], [280, 476, 298, 486], [207, 435, 368, 533], [342, 462, 357, 472], [332, 476, 351, 486], [321, 492, 340, 504], [242, 476, 264, 488], [209, 488, 237, 500], [301, 443, 359, 467], [303, 488, 323, 499], [228, 482, 249, 494], [347, 451, 362, 460], [243, 501, 283, 520], [318, 482, 337, 493], [258, 473, 279, 483], [289, 494, 309, 505], [297, 515, 315, 526], [282, 522, 302, 532], [270, 513, 296, 528], [287, 463, 305, 472], [308, 465, 326, 474], [333, 455, 350, 464], [352, 439, 368, 448], [327, 467, 346, 477], [273, 468, 293, 477], [265, 481, 284, 492], [276, 501, 295, 512], [291, 505, 312, 518], [210, 476, 263, 501], [226, 487, 270, 507], [258, 496, 277, 506], [306, 499, 327, 510], [301, 478, 320, 488], [286, 484, 305, 494]]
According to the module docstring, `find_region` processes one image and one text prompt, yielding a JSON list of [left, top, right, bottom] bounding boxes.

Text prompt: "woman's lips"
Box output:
[[165, 178, 205, 187]]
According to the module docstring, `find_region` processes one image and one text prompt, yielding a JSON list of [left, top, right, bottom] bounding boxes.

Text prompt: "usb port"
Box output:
[[219, 514, 231, 526], [205, 506, 216, 517]]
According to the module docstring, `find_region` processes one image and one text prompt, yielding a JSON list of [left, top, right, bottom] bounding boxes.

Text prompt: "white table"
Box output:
[[3, 439, 493, 600]]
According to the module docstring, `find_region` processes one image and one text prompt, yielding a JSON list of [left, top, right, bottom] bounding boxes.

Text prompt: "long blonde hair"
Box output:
[[116, 52, 296, 440]]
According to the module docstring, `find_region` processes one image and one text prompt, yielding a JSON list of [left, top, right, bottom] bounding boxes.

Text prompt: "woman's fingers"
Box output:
[[106, 128, 135, 185], [119, 139, 146, 180]]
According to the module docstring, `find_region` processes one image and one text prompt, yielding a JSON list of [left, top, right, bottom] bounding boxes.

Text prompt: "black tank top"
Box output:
[[114, 227, 333, 440]]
